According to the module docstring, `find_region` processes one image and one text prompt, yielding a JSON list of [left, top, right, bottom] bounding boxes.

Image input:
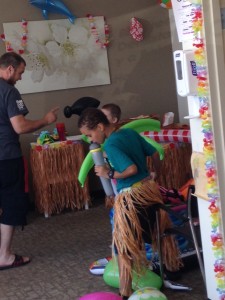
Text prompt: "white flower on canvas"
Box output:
[[3, 17, 110, 94], [25, 41, 56, 82], [44, 22, 101, 82]]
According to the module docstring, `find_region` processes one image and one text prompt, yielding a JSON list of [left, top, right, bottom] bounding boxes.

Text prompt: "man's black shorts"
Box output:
[[0, 157, 29, 226]]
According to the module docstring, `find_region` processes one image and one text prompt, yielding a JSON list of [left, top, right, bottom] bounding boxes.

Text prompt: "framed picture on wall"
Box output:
[[3, 17, 111, 94]]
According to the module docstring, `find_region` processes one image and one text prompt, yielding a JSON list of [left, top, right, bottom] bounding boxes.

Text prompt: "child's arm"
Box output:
[[151, 151, 161, 180], [95, 164, 137, 179]]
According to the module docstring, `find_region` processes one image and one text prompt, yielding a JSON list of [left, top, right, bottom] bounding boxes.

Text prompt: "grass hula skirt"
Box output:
[[113, 180, 182, 280]]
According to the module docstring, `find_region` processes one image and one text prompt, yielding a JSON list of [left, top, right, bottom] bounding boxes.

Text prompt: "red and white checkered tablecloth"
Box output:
[[142, 129, 191, 143]]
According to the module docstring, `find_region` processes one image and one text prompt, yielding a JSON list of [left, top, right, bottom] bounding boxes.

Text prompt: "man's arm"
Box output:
[[10, 107, 59, 134]]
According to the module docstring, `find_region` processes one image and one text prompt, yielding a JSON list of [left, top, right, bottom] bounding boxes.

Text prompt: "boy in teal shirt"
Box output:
[[78, 108, 181, 299]]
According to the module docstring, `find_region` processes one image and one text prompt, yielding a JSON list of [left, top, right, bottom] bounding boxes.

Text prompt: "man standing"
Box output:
[[0, 52, 59, 270]]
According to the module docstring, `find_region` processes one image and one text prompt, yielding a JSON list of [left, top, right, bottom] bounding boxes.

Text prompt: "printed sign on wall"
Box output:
[[171, 0, 195, 42]]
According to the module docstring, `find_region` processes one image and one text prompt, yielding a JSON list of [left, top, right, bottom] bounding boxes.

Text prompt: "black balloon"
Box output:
[[64, 97, 100, 118]]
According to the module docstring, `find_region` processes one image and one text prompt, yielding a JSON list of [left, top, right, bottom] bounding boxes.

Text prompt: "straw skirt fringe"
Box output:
[[113, 180, 182, 277]]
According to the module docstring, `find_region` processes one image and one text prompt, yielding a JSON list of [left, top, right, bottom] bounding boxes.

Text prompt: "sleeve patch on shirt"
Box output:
[[16, 100, 26, 111]]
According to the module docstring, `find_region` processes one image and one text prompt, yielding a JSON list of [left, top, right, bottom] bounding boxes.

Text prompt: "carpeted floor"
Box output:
[[0, 196, 207, 300]]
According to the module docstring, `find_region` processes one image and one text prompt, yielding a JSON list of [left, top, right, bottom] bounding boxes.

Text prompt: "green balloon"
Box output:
[[143, 136, 164, 160], [78, 152, 94, 187], [129, 287, 167, 300], [121, 118, 160, 133], [103, 258, 162, 291], [81, 134, 90, 144]]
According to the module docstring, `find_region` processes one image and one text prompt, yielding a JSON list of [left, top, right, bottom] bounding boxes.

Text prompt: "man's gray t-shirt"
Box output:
[[0, 78, 29, 160]]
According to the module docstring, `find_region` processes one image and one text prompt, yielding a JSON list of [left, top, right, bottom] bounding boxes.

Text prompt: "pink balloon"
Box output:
[[79, 292, 121, 300]]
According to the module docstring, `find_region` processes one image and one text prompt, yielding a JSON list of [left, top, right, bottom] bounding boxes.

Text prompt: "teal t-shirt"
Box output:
[[104, 128, 156, 192]]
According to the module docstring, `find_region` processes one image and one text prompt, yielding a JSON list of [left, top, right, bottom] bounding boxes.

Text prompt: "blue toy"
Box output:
[[29, 0, 76, 23]]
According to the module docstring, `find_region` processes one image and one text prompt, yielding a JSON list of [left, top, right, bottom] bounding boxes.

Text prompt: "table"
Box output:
[[141, 129, 192, 189], [30, 139, 90, 216], [142, 129, 191, 143], [147, 142, 192, 190]]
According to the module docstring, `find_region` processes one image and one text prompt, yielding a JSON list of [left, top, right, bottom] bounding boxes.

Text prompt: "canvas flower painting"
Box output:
[[3, 17, 110, 94]]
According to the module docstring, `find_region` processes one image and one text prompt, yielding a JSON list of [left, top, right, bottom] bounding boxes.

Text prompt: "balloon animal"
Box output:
[[64, 97, 100, 118], [29, 0, 76, 24], [78, 118, 164, 187], [89, 142, 115, 197]]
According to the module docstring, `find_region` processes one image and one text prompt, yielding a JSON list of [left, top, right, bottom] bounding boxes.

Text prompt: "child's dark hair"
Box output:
[[78, 108, 110, 129], [101, 103, 121, 121]]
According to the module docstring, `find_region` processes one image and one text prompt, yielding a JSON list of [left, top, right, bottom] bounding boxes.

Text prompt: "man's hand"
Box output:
[[10, 106, 60, 134], [44, 107, 59, 125]]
